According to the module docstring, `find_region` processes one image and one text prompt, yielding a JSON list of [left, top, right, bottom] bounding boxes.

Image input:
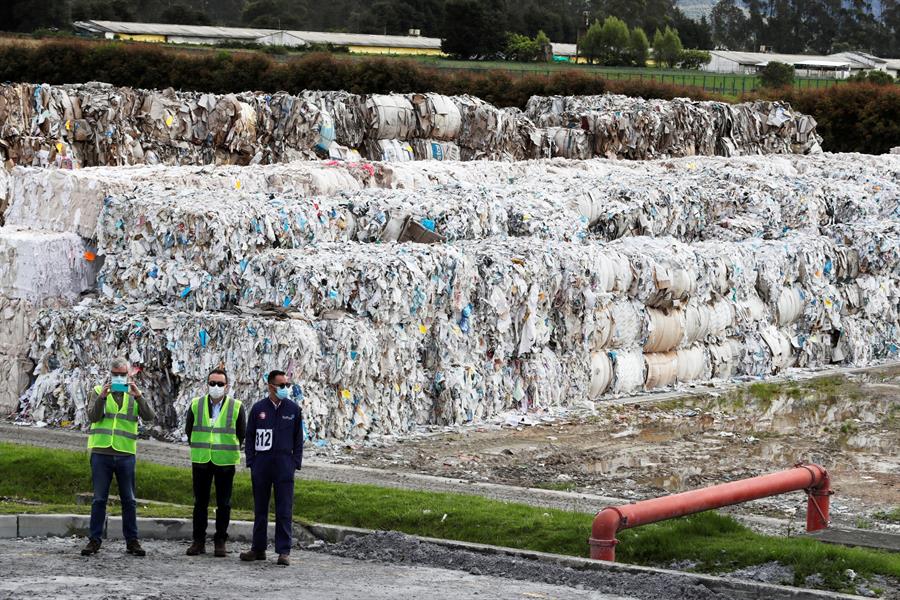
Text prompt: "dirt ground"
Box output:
[[326, 367, 900, 528]]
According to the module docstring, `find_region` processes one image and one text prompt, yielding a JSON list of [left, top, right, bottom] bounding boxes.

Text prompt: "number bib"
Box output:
[[255, 429, 273, 451]]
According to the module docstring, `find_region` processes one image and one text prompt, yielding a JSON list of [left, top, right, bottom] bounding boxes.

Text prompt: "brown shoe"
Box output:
[[80, 538, 101, 556], [239, 549, 266, 562], [214, 540, 227, 557], [126, 539, 146, 557], [277, 554, 290, 566], [186, 541, 205, 556]]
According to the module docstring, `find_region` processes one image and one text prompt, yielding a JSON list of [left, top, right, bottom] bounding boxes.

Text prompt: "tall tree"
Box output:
[[653, 26, 682, 67], [628, 26, 650, 66], [441, 0, 505, 58], [597, 15, 630, 64], [710, 0, 749, 49]]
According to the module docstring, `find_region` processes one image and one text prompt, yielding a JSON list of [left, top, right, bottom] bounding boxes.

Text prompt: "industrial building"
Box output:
[[704, 50, 900, 78], [73, 20, 443, 56]]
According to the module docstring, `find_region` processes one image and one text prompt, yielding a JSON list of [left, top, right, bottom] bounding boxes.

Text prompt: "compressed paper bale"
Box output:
[[410, 93, 462, 140], [609, 300, 645, 348], [0, 229, 97, 303], [409, 139, 461, 161], [525, 94, 822, 158], [5, 161, 379, 236], [610, 349, 644, 394], [682, 299, 728, 347], [644, 308, 685, 353], [644, 352, 678, 389], [0, 296, 37, 355], [759, 326, 795, 373], [365, 95, 416, 140], [363, 139, 415, 162], [776, 286, 806, 326], [708, 341, 737, 379], [0, 353, 32, 415], [589, 351, 613, 399], [546, 127, 593, 160], [675, 345, 709, 382], [302, 91, 366, 148]]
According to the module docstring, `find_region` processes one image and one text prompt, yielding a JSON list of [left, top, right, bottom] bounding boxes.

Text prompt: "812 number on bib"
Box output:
[[255, 429, 273, 451]]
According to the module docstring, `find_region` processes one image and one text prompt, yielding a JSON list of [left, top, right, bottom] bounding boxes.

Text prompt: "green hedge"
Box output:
[[1, 40, 897, 153], [0, 40, 714, 107], [750, 84, 900, 155]]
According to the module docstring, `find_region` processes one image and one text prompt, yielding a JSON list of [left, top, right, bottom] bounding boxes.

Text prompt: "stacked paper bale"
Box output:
[[525, 94, 822, 158], [1, 84, 825, 168], [6, 153, 900, 442], [0, 229, 98, 414]]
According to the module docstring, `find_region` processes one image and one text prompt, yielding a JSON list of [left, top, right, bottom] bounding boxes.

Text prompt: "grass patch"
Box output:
[[1, 442, 898, 593], [533, 481, 578, 492], [874, 507, 900, 524]]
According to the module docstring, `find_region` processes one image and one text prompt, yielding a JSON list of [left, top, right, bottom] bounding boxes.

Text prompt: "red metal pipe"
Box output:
[[589, 464, 831, 561]]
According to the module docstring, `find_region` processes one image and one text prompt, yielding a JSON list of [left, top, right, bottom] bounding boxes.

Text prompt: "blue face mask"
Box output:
[[276, 386, 291, 400]]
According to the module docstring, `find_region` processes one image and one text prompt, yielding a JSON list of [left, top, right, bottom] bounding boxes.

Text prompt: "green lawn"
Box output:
[[1, 442, 897, 593], [325, 52, 847, 95]]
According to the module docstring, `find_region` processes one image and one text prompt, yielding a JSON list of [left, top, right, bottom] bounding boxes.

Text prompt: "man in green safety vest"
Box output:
[[185, 368, 246, 557], [81, 357, 156, 557]]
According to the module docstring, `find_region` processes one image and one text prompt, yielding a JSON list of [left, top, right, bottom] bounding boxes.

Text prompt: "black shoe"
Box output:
[[126, 539, 146, 557], [81, 538, 101, 556], [239, 549, 266, 561], [186, 541, 206, 556]]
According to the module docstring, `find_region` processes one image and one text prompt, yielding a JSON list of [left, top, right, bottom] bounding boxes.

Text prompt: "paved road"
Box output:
[[0, 538, 635, 600]]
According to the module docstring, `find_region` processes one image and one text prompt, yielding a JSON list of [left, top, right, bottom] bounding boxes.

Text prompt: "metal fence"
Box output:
[[424, 63, 846, 96]]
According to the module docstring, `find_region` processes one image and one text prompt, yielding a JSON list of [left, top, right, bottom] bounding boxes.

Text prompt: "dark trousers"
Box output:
[[251, 459, 294, 555], [89, 453, 137, 542], [192, 462, 236, 543]]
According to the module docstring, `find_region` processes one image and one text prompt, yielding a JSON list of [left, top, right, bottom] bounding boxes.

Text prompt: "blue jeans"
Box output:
[[89, 453, 138, 542]]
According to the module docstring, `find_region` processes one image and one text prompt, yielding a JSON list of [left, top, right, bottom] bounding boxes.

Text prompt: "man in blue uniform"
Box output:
[[240, 370, 303, 566]]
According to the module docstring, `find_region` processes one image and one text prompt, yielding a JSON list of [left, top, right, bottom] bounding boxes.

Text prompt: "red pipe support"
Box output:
[[589, 464, 831, 561]]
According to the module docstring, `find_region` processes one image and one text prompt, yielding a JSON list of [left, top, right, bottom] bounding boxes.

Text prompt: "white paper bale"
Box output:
[[366, 95, 416, 140], [0, 229, 97, 303], [644, 308, 685, 352], [676, 345, 710, 382], [0, 353, 32, 415], [644, 352, 678, 389], [610, 348, 645, 394], [589, 351, 613, 399]]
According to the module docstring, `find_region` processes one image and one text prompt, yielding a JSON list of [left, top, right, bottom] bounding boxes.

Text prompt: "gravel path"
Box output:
[[0, 537, 639, 600]]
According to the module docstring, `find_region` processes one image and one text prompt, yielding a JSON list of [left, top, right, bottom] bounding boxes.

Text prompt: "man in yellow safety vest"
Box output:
[[81, 357, 156, 557], [185, 368, 246, 557]]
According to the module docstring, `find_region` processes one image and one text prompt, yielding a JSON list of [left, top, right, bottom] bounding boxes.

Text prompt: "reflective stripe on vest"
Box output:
[[87, 385, 139, 454], [189, 396, 241, 466]]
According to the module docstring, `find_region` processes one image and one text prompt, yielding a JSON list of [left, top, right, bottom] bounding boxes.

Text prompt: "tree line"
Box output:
[[710, 0, 899, 57], [3, 0, 897, 59]]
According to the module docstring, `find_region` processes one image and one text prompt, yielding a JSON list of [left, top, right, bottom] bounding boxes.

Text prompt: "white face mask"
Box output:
[[208, 386, 226, 400]]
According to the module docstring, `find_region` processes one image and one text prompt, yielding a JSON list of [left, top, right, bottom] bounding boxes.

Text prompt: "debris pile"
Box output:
[[4, 152, 898, 440], [525, 95, 822, 158], [0, 84, 822, 170]]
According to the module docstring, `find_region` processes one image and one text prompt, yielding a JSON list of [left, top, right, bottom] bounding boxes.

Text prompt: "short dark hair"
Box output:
[[208, 368, 228, 383], [267, 370, 286, 384]]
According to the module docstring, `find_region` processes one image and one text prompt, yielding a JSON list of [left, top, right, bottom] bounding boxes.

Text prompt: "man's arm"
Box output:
[[293, 407, 304, 470], [185, 406, 194, 440], [135, 395, 156, 422], [87, 388, 107, 424], [129, 382, 156, 422], [235, 406, 247, 447], [244, 406, 256, 468]]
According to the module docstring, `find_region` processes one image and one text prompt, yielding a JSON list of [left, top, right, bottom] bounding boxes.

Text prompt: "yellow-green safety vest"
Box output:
[[87, 385, 139, 454], [189, 396, 242, 466]]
